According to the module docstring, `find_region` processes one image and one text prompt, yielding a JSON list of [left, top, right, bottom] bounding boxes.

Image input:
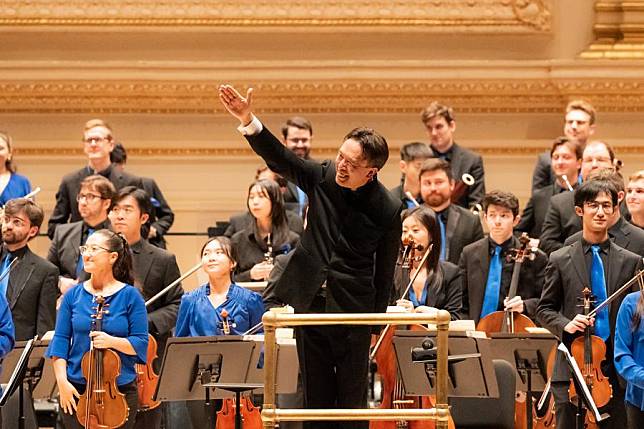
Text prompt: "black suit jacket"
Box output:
[[224, 210, 304, 238], [563, 216, 644, 257], [531, 151, 554, 192], [47, 220, 88, 282], [458, 236, 547, 324], [516, 183, 567, 238], [47, 164, 142, 238], [443, 204, 485, 265], [539, 191, 580, 255], [433, 143, 485, 209], [141, 176, 174, 248], [5, 246, 59, 341], [536, 241, 643, 381], [246, 125, 402, 313]]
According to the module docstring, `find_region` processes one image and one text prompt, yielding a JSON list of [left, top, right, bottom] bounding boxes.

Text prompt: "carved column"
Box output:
[[581, 0, 644, 58]]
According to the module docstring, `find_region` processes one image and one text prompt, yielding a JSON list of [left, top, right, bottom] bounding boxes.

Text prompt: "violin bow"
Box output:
[[145, 260, 202, 307], [587, 266, 644, 319]]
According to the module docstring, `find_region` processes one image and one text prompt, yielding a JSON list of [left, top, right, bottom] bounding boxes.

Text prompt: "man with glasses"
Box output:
[[537, 179, 643, 429], [0, 197, 58, 429], [48, 175, 115, 297], [280, 116, 314, 217], [47, 118, 142, 239]]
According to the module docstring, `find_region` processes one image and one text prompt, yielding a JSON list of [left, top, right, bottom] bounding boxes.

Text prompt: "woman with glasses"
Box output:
[[231, 179, 300, 282], [175, 236, 265, 428], [46, 229, 148, 429], [0, 131, 31, 206]]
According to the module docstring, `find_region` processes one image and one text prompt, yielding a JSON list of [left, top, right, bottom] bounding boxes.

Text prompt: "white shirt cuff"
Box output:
[[237, 115, 263, 136]]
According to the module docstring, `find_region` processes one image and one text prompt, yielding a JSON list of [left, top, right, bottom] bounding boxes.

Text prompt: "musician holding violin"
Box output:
[[46, 229, 149, 429], [175, 236, 265, 428], [392, 206, 463, 320], [537, 179, 643, 429]]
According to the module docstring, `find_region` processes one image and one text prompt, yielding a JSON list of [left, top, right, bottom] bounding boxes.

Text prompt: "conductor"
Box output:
[[219, 85, 402, 429]]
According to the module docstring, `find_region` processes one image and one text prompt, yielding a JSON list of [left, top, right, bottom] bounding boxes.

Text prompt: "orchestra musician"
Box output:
[[392, 206, 463, 320], [0, 288, 15, 427], [460, 190, 547, 324], [219, 84, 402, 429], [108, 186, 184, 429], [0, 131, 32, 205], [614, 287, 644, 429], [537, 180, 643, 429], [625, 170, 644, 229], [175, 236, 265, 428], [46, 229, 149, 429], [231, 179, 300, 282], [389, 142, 432, 209]]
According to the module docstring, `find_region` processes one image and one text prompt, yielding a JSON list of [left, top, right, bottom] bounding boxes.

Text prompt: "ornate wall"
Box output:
[[1, 0, 643, 287]]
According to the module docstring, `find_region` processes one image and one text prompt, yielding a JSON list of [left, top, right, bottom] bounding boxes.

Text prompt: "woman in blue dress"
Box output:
[[47, 229, 148, 429], [614, 288, 644, 428], [0, 131, 31, 205], [175, 236, 265, 428]]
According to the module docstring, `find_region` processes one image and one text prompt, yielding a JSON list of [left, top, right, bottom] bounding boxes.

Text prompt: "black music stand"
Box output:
[[0, 338, 40, 429], [558, 342, 608, 429]]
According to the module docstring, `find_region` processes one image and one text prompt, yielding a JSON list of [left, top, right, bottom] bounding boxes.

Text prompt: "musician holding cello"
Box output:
[[175, 236, 265, 428], [537, 179, 643, 429], [46, 229, 149, 429]]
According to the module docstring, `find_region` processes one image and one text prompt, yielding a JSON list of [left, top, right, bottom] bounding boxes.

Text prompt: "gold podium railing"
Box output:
[[261, 311, 452, 429]]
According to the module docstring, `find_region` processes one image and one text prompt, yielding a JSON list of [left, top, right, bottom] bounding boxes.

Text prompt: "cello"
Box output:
[[76, 295, 129, 429], [476, 233, 537, 429]]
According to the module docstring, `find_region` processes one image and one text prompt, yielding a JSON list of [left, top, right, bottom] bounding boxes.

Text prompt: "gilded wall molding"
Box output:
[[581, 1, 644, 58], [0, 0, 551, 32]]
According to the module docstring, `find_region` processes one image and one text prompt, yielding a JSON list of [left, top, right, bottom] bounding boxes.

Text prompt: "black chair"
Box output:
[[449, 359, 516, 429]]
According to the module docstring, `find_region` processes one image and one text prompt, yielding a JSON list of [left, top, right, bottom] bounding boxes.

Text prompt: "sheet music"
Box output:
[[557, 342, 604, 422]]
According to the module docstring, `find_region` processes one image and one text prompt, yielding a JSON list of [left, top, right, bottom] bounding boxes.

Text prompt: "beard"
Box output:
[[1, 228, 28, 245], [423, 192, 450, 208]]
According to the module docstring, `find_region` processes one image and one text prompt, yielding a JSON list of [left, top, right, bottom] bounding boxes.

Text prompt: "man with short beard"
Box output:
[[419, 158, 483, 265]]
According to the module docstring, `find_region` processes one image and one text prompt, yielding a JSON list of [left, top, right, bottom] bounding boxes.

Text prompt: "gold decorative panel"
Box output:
[[0, 0, 551, 32], [581, 1, 644, 58]]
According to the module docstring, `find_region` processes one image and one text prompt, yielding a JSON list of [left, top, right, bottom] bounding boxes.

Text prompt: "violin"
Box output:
[[76, 295, 129, 429], [370, 238, 454, 429], [568, 288, 612, 426], [476, 233, 537, 429], [136, 334, 160, 411], [215, 309, 262, 429]]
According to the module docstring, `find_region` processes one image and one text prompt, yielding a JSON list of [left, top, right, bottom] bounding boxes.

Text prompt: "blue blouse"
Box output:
[[46, 284, 148, 386], [0, 292, 15, 391], [175, 283, 265, 337], [0, 173, 31, 206], [614, 291, 644, 411]]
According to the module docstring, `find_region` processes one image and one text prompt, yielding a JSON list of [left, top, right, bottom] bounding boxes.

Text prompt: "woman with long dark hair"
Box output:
[[46, 229, 148, 429], [392, 206, 462, 320], [0, 131, 31, 205], [231, 179, 299, 281], [614, 287, 644, 428]]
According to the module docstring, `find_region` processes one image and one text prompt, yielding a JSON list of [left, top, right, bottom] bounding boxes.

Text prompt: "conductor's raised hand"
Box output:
[[218, 84, 254, 126]]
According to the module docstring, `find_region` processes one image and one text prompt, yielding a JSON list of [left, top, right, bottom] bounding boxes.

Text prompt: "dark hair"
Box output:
[[80, 175, 116, 204], [0, 131, 16, 173], [114, 186, 153, 216], [550, 136, 583, 160], [246, 179, 290, 251], [92, 229, 134, 284], [281, 116, 313, 139], [419, 158, 453, 181], [343, 127, 389, 170], [200, 236, 238, 280], [397, 206, 444, 294], [566, 99, 597, 125], [482, 190, 520, 218], [400, 142, 432, 162], [255, 165, 288, 188], [110, 142, 127, 165], [421, 102, 455, 125], [574, 179, 619, 209], [587, 168, 625, 193], [3, 198, 44, 234]]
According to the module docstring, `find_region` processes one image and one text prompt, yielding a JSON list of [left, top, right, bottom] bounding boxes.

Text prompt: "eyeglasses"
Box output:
[[84, 136, 111, 144], [584, 201, 615, 214], [79, 245, 111, 256], [76, 193, 103, 203]]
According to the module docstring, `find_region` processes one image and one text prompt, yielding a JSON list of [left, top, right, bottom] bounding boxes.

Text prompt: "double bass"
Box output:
[[76, 295, 129, 429]]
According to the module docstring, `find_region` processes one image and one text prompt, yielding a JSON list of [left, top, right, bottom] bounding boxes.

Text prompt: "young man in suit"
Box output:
[[537, 180, 643, 429], [220, 84, 401, 429], [47, 175, 115, 297], [626, 170, 644, 229], [419, 158, 484, 265], [47, 118, 143, 239], [460, 190, 547, 324], [532, 99, 596, 191], [281, 116, 314, 217], [390, 142, 432, 209], [421, 101, 485, 209], [539, 140, 616, 254], [109, 186, 184, 429], [516, 137, 582, 238], [1, 198, 59, 429]]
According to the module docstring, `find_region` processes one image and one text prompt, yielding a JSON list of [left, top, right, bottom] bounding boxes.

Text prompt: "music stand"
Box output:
[[392, 330, 499, 398], [0, 338, 38, 429]]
